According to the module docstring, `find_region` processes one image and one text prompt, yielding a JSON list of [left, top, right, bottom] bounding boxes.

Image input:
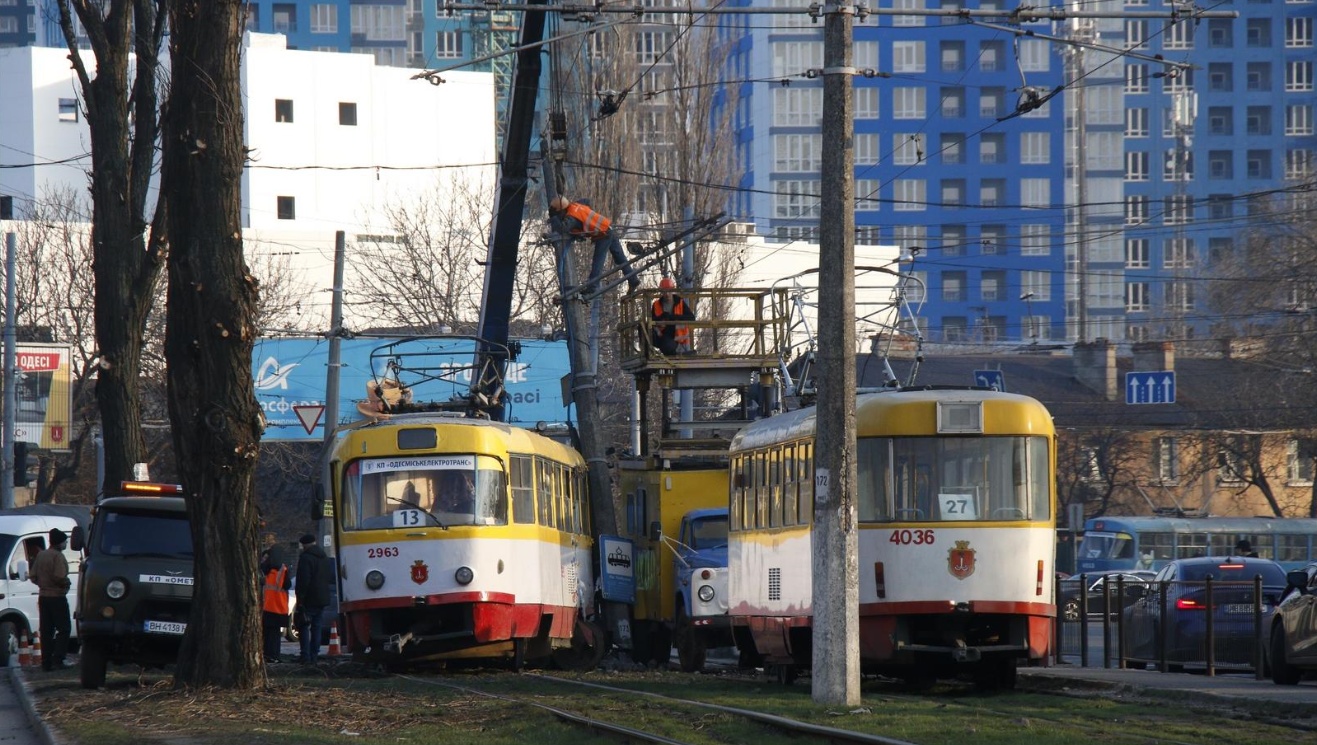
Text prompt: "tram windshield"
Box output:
[[340, 454, 508, 529], [857, 436, 1051, 523]]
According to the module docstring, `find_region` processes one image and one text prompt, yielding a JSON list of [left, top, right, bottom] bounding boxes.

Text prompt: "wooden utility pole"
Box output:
[[812, 1, 860, 705]]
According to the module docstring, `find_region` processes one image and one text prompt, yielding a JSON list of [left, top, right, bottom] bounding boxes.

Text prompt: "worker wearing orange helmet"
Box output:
[[650, 276, 695, 355], [548, 195, 641, 294]]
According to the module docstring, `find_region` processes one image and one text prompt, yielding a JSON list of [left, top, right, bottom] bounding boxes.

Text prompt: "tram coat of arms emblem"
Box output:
[[948, 540, 976, 579], [411, 559, 429, 585]]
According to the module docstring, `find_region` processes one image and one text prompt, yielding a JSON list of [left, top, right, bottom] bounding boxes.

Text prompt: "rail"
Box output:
[[617, 286, 790, 377]]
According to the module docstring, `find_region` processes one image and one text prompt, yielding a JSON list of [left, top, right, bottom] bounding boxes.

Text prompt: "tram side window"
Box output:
[[577, 470, 591, 535], [536, 459, 555, 528], [510, 455, 535, 524], [799, 446, 814, 525], [1030, 437, 1051, 520], [769, 452, 783, 529], [857, 437, 891, 521], [1277, 534, 1309, 564], [554, 463, 568, 532], [1176, 532, 1209, 559], [783, 447, 798, 528], [1138, 532, 1172, 567]]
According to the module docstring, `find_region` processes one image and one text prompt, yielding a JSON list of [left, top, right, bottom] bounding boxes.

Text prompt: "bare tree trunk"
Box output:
[[56, 0, 169, 495], [162, 0, 264, 689]]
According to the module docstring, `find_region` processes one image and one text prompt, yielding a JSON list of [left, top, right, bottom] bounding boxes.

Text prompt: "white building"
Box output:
[[0, 33, 496, 236]]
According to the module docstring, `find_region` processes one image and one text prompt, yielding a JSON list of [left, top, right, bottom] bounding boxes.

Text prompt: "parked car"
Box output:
[[1059, 570, 1156, 622], [1122, 557, 1287, 670], [1267, 560, 1317, 684]]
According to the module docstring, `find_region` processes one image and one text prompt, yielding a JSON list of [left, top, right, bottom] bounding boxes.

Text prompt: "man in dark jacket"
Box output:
[[295, 534, 332, 664], [31, 528, 73, 670]]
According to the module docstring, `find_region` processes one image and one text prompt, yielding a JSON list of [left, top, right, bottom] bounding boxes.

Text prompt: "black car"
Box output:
[[1059, 570, 1156, 622], [1267, 561, 1317, 684], [1123, 556, 1287, 669]]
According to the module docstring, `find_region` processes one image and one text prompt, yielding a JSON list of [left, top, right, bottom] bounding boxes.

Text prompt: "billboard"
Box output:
[[13, 343, 74, 451], [252, 337, 572, 442]]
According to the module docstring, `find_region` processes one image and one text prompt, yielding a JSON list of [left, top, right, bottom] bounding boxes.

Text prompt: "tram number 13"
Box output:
[[889, 529, 935, 545]]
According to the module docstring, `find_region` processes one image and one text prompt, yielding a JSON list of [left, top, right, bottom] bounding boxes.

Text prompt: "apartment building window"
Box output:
[[893, 179, 926, 211], [1126, 282, 1150, 311], [1246, 18, 1271, 46], [1247, 150, 1272, 178], [854, 41, 878, 70], [1208, 151, 1232, 179], [1021, 270, 1050, 300], [774, 134, 821, 172], [905, 272, 928, 303], [893, 134, 923, 166], [1287, 104, 1314, 135], [1287, 149, 1314, 179], [58, 98, 79, 122], [1125, 195, 1149, 225], [980, 225, 1005, 255], [277, 196, 296, 220], [980, 87, 1005, 117], [273, 3, 296, 33], [1207, 195, 1233, 221], [1208, 106, 1233, 135], [1126, 19, 1148, 48], [980, 40, 1006, 71], [941, 179, 966, 206], [339, 102, 357, 126], [893, 224, 926, 248], [1126, 64, 1149, 93], [980, 179, 1005, 207], [1088, 132, 1122, 171], [1126, 151, 1149, 181], [943, 318, 968, 342], [1164, 68, 1192, 93], [1208, 19, 1232, 46], [893, 87, 926, 119], [981, 271, 1004, 301], [980, 133, 1005, 164], [635, 31, 673, 64], [1126, 238, 1149, 268], [1208, 63, 1232, 92], [940, 87, 964, 117], [310, 4, 337, 33], [1164, 149, 1193, 181], [942, 225, 967, 256], [856, 180, 881, 212], [1164, 238, 1195, 268], [275, 99, 294, 123], [854, 133, 879, 166], [1288, 440, 1314, 485], [1164, 20, 1194, 49], [773, 88, 823, 126], [941, 41, 965, 71], [1164, 195, 1194, 224], [856, 225, 884, 244], [1019, 39, 1050, 71], [0, 16, 15, 34], [1088, 85, 1121, 125], [942, 273, 966, 302], [893, 0, 924, 26], [774, 180, 821, 219], [1156, 438, 1180, 482], [1247, 62, 1271, 91], [772, 41, 823, 76], [435, 30, 462, 57], [855, 88, 878, 119], [1288, 17, 1313, 46], [1126, 107, 1149, 137], [1208, 237, 1233, 264], [1166, 281, 1194, 311], [1247, 106, 1272, 135], [1020, 224, 1050, 256], [940, 134, 964, 164], [893, 41, 925, 73], [1287, 60, 1314, 91], [1020, 132, 1049, 164], [940, 0, 962, 24], [1218, 438, 1247, 484]]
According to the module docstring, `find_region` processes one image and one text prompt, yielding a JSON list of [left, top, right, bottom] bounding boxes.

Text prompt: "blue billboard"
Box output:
[[252, 337, 572, 441]]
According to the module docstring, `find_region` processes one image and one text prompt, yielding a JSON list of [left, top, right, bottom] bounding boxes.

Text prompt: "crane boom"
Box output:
[[472, 0, 549, 421]]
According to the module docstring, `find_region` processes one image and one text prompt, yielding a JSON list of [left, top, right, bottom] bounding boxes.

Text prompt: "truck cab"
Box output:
[[0, 507, 87, 666], [672, 507, 732, 672]]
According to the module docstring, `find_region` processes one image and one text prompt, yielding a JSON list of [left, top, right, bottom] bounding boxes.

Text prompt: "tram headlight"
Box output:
[[106, 578, 127, 600], [365, 570, 385, 590], [454, 566, 474, 585], [697, 585, 715, 603]]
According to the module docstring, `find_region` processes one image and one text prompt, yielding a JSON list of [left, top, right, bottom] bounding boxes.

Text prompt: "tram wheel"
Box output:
[[552, 617, 607, 671], [769, 664, 797, 685], [675, 609, 707, 673]]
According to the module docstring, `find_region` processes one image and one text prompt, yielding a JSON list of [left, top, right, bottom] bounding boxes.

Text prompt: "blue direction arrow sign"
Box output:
[[973, 370, 1006, 391], [1125, 371, 1176, 404]]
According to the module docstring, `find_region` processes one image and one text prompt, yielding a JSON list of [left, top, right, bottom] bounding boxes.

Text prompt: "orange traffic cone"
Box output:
[[30, 632, 42, 669], [327, 622, 342, 657], [16, 632, 31, 667]]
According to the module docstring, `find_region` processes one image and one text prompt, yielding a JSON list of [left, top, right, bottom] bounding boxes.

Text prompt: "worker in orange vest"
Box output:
[[549, 195, 641, 295], [260, 546, 292, 663], [650, 277, 695, 355]]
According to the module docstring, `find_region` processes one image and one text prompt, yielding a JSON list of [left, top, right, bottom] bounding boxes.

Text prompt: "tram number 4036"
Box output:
[[889, 529, 935, 545]]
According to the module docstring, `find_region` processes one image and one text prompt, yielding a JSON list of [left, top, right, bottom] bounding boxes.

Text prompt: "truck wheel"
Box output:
[[675, 609, 706, 673], [80, 640, 108, 689], [0, 621, 17, 667]]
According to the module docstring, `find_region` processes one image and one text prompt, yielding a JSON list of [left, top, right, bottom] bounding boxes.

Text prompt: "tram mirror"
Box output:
[[649, 520, 662, 541]]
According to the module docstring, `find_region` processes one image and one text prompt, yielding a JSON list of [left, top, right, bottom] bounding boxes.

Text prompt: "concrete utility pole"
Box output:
[[2, 232, 15, 509], [323, 230, 347, 444], [812, 1, 860, 706]]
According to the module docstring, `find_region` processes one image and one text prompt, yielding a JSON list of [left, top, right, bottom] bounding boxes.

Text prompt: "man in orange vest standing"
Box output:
[[549, 195, 641, 295], [650, 276, 695, 355], [260, 544, 292, 663]]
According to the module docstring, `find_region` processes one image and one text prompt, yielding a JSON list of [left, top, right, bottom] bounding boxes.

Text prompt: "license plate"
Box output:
[[144, 620, 187, 634], [139, 574, 194, 586], [1224, 604, 1256, 614]]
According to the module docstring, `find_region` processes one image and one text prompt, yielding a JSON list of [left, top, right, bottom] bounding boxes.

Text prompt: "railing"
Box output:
[[617, 286, 791, 373]]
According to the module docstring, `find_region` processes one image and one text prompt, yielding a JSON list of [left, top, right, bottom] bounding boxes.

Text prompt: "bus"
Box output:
[[727, 387, 1057, 689], [317, 412, 603, 670], [1076, 515, 1317, 573]]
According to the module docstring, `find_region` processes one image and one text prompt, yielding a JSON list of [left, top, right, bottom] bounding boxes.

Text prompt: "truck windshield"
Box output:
[[96, 511, 193, 558], [690, 516, 728, 549]]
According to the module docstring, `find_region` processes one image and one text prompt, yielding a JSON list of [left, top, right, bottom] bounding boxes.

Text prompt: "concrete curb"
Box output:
[[7, 667, 65, 745]]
